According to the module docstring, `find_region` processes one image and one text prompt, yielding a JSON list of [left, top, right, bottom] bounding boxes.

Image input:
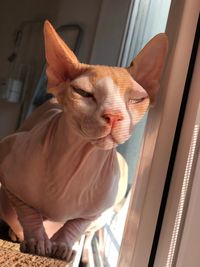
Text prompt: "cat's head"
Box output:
[[44, 21, 168, 150]]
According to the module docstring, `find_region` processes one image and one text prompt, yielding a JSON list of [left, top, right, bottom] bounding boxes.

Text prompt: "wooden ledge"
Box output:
[[0, 237, 87, 267]]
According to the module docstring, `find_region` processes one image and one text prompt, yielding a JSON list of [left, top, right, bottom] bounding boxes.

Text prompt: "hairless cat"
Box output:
[[0, 21, 168, 261]]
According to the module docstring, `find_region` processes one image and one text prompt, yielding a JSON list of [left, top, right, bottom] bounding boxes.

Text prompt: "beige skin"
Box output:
[[0, 21, 168, 261]]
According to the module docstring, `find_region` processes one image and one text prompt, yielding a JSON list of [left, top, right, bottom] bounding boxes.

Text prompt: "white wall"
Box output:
[[0, 0, 103, 137]]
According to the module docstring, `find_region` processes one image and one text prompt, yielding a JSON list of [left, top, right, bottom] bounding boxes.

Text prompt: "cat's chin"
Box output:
[[90, 134, 118, 150]]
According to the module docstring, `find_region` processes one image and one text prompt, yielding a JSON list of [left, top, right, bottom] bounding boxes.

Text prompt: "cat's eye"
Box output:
[[129, 97, 145, 104], [72, 86, 93, 98]]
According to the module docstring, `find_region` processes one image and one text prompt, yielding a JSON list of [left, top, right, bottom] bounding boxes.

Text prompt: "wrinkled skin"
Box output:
[[0, 21, 168, 261], [0, 99, 121, 260]]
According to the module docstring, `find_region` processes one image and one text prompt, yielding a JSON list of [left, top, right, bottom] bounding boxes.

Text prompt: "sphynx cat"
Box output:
[[0, 21, 168, 261]]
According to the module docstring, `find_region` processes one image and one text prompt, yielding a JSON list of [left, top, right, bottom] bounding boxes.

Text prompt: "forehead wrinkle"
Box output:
[[88, 66, 134, 95], [95, 76, 122, 104], [95, 76, 119, 93], [72, 74, 93, 91], [95, 76, 129, 115]]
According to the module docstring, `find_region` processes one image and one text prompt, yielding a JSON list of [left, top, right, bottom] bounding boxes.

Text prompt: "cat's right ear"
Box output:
[[44, 20, 86, 96]]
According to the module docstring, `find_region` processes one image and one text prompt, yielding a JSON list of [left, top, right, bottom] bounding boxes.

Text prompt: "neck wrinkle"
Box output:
[[44, 110, 97, 161], [55, 111, 92, 150], [43, 110, 114, 179], [41, 109, 116, 199]]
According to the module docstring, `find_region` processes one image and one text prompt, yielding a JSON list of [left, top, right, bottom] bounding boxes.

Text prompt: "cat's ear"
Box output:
[[43, 20, 86, 95], [128, 34, 168, 104]]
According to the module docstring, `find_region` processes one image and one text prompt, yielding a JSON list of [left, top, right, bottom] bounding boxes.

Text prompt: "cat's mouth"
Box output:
[[79, 124, 128, 150], [90, 133, 119, 150]]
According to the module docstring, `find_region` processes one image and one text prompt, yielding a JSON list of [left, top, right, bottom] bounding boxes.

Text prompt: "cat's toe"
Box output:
[[51, 241, 76, 262], [36, 239, 52, 256], [20, 238, 35, 254], [9, 227, 23, 242], [20, 237, 52, 256]]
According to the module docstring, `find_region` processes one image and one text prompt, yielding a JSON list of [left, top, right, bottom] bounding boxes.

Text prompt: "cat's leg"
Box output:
[[5, 189, 52, 257], [0, 186, 23, 241], [50, 218, 93, 261]]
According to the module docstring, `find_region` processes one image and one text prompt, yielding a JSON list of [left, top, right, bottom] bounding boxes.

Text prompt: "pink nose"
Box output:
[[102, 112, 123, 125]]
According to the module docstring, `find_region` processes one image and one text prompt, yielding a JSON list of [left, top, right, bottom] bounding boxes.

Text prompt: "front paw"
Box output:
[[51, 241, 76, 262], [20, 232, 52, 256]]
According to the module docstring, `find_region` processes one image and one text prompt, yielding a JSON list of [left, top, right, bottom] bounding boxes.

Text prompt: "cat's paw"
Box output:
[[20, 233, 52, 256], [51, 241, 76, 262], [9, 227, 23, 242]]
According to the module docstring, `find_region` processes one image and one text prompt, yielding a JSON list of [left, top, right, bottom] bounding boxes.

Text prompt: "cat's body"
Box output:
[[1, 99, 119, 223], [0, 21, 168, 261]]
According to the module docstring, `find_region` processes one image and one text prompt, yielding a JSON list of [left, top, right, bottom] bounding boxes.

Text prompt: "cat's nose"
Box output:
[[102, 112, 123, 125]]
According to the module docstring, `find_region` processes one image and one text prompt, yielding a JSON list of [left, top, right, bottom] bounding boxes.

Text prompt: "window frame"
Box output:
[[117, 0, 199, 266], [154, 20, 200, 267]]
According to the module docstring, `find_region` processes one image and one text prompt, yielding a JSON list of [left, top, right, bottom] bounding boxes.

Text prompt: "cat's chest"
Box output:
[[2, 136, 119, 222], [41, 149, 119, 221], [0, 109, 120, 222]]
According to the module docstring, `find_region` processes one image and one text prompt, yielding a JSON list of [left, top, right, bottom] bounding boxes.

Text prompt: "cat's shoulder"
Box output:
[[18, 98, 63, 132]]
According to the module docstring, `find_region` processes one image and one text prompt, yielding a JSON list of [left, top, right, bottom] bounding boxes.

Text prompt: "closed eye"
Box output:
[[129, 97, 146, 104], [72, 86, 93, 98]]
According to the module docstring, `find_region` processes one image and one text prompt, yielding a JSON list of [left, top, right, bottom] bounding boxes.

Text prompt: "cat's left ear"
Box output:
[[128, 34, 168, 105], [44, 20, 87, 96]]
